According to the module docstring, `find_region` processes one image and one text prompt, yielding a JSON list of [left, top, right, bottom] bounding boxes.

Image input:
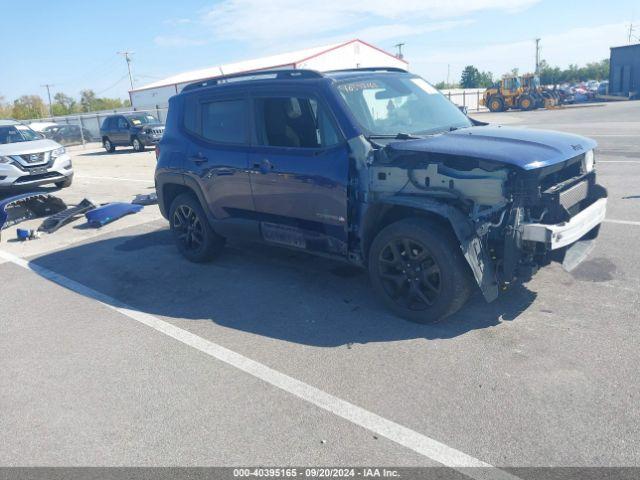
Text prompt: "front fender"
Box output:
[[373, 196, 499, 302]]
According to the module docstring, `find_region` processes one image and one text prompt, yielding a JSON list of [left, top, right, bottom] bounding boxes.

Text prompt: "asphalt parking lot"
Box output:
[[1, 101, 639, 474]]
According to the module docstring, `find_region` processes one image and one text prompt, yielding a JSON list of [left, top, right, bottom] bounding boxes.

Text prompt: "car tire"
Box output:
[[132, 137, 145, 152], [368, 218, 473, 323], [103, 138, 115, 152], [169, 193, 225, 263], [55, 177, 73, 189]]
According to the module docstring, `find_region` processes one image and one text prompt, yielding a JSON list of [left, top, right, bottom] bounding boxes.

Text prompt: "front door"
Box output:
[[248, 93, 350, 256], [114, 116, 130, 145]]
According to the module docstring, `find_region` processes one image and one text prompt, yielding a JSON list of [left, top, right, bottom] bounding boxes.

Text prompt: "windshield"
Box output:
[[125, 114, 160, 126], [336, 75, 472, 137], [0, 124, 42, 144]]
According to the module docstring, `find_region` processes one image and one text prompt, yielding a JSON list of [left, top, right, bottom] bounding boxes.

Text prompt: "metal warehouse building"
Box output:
[[130, 39, 408, 109], [609, 43, 640, 97]]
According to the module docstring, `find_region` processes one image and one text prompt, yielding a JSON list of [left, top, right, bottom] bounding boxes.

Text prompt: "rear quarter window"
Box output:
[[184, 97, 248, 145]]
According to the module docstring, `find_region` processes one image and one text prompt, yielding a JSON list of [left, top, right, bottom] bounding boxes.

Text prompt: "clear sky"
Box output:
[[1, 0, 637, 103]]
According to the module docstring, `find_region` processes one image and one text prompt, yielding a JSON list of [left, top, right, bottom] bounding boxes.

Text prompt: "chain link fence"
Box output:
[[23, 89, 486, 147], [25, 107, 169, 148]]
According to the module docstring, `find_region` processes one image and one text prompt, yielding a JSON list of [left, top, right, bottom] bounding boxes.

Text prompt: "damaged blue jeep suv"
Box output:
[[155, 68, 607, 323]]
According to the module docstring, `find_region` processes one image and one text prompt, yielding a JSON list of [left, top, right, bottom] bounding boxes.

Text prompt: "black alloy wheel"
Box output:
[[377, 237, 442, 310]]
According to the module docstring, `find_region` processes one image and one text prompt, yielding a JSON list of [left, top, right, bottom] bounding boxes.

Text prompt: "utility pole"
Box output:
[[535, 38, 541, 74], [41, 84, 54, 117], [117, 51, 135, 90], [629, 23, 636, 43], [446, 64, 450, 86], [394, 43, 405, 60]]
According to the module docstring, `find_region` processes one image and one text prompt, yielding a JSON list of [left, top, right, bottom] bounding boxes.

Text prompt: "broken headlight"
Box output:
[[582, 150, 595, 173]]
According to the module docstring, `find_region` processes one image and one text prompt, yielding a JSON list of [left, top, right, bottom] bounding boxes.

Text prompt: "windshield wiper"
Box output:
[[367, 132, 422, 140]]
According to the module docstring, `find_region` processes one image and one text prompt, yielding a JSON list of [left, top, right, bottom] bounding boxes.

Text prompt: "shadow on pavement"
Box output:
[[32, 228, 536, 347]]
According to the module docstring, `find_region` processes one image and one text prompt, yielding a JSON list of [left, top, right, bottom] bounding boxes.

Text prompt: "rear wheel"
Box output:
[[169, 193, 224, 263], [368, 218, 473, 323], [103, 138, 115, 152], [488, 96, 504, 112]]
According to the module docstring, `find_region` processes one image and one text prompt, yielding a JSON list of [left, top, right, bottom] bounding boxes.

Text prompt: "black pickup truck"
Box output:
[[154, 68, 607, 323]]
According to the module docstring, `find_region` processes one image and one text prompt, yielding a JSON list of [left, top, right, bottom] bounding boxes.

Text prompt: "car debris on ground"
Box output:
[[132, 192, 158, 205], [85, 203, 143, 228], [38, 198, 97, 233], [0, 192, 67, 239]]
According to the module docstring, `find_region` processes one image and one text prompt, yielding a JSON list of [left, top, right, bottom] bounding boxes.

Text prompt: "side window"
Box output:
[[117, 117, 129, 129], [102, 118, 112, 130], [201, 99, 247, 144], [255, 96, 340, 149]]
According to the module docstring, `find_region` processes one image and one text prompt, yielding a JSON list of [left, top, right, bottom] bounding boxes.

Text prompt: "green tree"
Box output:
[[478, 71, 494, 88], [11, 95, 47, 119], [52, 92, 78, 115], [434, 81, 458, 90], [79, 89, 129, 112], [0, 95, 12, 118], [80, 89, 97, 112], [460, 65, 480, 88]]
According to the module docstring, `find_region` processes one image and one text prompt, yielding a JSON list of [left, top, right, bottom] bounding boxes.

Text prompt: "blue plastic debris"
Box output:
[[0, 192, 66, 240], [85, 202, 143, 228]]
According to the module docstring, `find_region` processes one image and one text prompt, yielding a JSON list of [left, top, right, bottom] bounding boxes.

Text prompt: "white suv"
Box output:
[[0, 120, 73, 190]]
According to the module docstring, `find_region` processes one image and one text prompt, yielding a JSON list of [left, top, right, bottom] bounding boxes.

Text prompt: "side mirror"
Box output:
[[458, 105, 468, 115], [38, 132, 46, 139]]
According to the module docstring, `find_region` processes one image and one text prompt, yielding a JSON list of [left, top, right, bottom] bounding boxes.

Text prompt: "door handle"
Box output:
[[189, 154, 208, 164]]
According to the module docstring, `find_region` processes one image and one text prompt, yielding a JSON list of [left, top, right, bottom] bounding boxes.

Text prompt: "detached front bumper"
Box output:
[[521, 197, 607, 249]]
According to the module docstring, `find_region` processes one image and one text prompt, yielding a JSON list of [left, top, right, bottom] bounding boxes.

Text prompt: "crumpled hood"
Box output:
[[0, 139, 62, 156], [385, 125, 597, 170]]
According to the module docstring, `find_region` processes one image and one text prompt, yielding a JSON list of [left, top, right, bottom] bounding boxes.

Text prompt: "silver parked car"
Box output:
[[0, 120, 73, 190]]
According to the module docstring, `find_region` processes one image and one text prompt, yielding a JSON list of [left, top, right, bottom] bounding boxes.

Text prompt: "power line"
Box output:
[[94, 74, 130, 96], [117, 51, 135, 90]]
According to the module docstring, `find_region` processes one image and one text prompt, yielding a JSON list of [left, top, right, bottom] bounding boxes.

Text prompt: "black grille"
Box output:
[[14, 172, 63, 184], [19, 152, 46, 163], [149, 128, 164, 135], [539, 154, 584, 191]]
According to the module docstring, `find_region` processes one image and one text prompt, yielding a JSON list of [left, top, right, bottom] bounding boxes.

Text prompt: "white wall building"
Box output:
[[129, 39, 408, 109]]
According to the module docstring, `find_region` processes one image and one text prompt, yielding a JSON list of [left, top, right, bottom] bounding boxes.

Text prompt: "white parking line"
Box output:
[[604, 219, 640, 226], [0, 248, 518, 480], [76, 175, 154, 183]]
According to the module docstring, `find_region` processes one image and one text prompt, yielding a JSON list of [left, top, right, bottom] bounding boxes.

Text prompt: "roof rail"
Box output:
[[325, 67, 409, 74], [182, 69, 324, 92]]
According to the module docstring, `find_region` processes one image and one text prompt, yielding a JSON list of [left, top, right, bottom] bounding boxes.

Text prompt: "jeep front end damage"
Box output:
[[365, 145, 607, 302]]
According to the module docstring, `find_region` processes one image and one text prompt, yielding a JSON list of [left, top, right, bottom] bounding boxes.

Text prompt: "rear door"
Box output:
[[248, 90, 350, 256], [181, 91, 256, 238]]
